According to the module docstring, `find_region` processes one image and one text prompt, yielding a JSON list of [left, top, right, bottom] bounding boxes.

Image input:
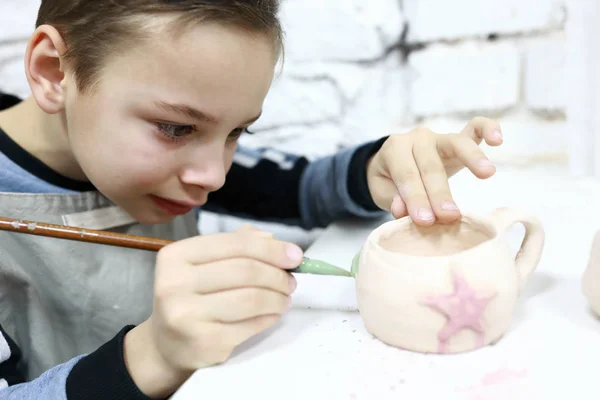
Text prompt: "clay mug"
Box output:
[[582, 231, 600, 317], [353, 207, 545, 354]]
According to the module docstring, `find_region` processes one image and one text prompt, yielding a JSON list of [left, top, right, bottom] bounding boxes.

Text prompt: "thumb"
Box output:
[[390, 194, 408, 219], [372, 176, 408, 219], [369, 176, 408, 219]]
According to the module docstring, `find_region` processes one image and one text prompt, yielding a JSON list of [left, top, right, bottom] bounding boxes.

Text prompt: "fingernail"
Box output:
[[417, 208, 435, 221], [441, 201, 458, 211], [492, 129, 503, 140], [286, 244, 303, 262], [289, 276, 297, 293], [477, 158, 494, 168]]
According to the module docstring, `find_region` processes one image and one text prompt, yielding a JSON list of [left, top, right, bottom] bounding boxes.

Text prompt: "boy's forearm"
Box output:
[[201, 138, 388, 230], [65, 325, 154, 400], [298, 137, 389, 229], [346, 136, 389, 211], [123, 321, 192, 399]]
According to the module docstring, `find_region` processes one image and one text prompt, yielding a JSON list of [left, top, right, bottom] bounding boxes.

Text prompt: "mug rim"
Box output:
[[366, 213, 500, 261]]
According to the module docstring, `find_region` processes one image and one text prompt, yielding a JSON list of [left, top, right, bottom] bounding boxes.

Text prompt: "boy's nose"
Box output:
[[179, 152, 227, 192]]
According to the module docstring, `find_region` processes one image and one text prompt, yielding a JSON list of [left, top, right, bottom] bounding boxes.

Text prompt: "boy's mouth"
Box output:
[[149, 195, 199, 215]]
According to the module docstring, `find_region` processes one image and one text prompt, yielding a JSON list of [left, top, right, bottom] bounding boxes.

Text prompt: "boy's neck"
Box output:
[[0, 96, 88, 181]]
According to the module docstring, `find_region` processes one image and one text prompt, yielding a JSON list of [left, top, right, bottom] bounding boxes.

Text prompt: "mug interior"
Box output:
[[375, 215, 496, 257]]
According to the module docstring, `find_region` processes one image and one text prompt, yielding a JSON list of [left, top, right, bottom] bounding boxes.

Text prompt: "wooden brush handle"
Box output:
[[0, 217, 354, 277], [0, 217, 173, 251]]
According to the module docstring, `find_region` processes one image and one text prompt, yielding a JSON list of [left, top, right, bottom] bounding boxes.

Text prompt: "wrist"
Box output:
[[124, 320, 191, 399], [347, 136, 388, 211]]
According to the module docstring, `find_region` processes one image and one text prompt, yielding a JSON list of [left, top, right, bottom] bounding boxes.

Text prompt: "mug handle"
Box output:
[[488, 207, 545, 291]]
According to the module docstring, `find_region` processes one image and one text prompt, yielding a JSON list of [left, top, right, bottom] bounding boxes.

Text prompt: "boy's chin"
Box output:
[[139, 214, 177, 225], [123, 206, 179, 225], [136, 211, 178, 225]]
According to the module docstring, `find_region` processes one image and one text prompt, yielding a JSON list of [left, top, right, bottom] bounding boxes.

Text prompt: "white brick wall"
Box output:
[[404, 0, 565, 42], [280, 0, 404, 62], [0, 1, 38, 99], [0, 1, 571, 242], [524, 32, 566, 111], [408, 41, 521, 116], [244, 0, 568, 165]]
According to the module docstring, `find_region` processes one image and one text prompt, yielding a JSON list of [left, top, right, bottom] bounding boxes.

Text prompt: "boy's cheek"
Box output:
[[79, 153, 164, 195]]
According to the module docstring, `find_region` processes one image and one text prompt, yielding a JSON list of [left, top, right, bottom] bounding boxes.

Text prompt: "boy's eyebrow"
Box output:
[[153, 101, 262, 125], [153, 100, 220, 124]]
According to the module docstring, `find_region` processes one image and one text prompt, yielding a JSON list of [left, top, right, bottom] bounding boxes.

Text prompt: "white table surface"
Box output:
[[173, 168, 600, 399]]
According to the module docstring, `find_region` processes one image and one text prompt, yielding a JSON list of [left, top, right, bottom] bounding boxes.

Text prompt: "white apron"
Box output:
[[0, 191, 198, 380]]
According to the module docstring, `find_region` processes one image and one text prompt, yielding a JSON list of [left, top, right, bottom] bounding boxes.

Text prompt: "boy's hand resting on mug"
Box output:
[[123, 226, 302, 398], [367, 117, 503, 225]]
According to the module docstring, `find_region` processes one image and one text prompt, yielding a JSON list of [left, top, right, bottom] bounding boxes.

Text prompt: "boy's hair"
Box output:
[[36, 0, 283, 93]]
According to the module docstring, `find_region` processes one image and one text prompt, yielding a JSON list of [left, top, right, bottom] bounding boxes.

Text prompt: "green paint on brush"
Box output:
[[288, 250, 363, 278], [290, 257, 354, 277]]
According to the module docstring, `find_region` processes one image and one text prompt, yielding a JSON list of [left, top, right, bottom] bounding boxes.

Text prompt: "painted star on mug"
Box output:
[[422, 267, 496, 353]]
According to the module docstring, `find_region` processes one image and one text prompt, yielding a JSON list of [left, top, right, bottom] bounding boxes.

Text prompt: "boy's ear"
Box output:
[[24, 25, 69, 114]]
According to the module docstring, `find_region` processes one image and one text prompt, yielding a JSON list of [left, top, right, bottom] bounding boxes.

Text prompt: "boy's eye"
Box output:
[[156, 122, 195, 141]]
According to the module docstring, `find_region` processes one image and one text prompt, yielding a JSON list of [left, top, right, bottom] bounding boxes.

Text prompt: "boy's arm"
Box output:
[[0, 325, 152, 399], [0, 325, 25, 389], [202, 137, 389, 230]]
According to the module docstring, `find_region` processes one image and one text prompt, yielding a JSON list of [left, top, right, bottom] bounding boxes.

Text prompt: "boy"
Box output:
[[0, 1, 503, 399]]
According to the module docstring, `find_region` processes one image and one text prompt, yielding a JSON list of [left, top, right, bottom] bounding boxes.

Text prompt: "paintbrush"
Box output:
[[0, 216, 353, 277]]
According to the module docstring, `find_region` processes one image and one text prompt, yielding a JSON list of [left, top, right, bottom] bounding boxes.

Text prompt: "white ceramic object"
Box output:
[[354, 208, 545, 354], [582, 231, 600, 317]]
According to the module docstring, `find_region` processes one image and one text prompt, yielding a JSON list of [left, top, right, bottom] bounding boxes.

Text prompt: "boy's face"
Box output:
[[62, 23, 276, 224]]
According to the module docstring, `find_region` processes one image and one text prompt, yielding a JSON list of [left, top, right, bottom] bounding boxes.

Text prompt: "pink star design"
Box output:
[[422, 268, 496, 353]]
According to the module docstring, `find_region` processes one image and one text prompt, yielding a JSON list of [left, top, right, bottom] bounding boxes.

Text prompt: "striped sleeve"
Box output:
[[0, 325, 152, 399], [0, 323, 80, 399], [0, 325, 25, 389]]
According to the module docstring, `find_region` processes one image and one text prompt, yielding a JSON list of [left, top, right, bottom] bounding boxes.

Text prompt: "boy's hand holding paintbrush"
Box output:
[[124, 225, 301, 397]]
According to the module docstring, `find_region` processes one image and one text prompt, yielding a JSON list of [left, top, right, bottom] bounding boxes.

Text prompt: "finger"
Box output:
[[390, 194, 407, 219], [161, 232, 303, 269], [191, 258, 297, 295], [448, 135, 496, 179], [236, 224, 274, 239], [198, 288, 291, 322], [413, 138, 460, 222], [384, 143, 436, 225], [460, 116, 503, 146], [236, 223, 256, 232]]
